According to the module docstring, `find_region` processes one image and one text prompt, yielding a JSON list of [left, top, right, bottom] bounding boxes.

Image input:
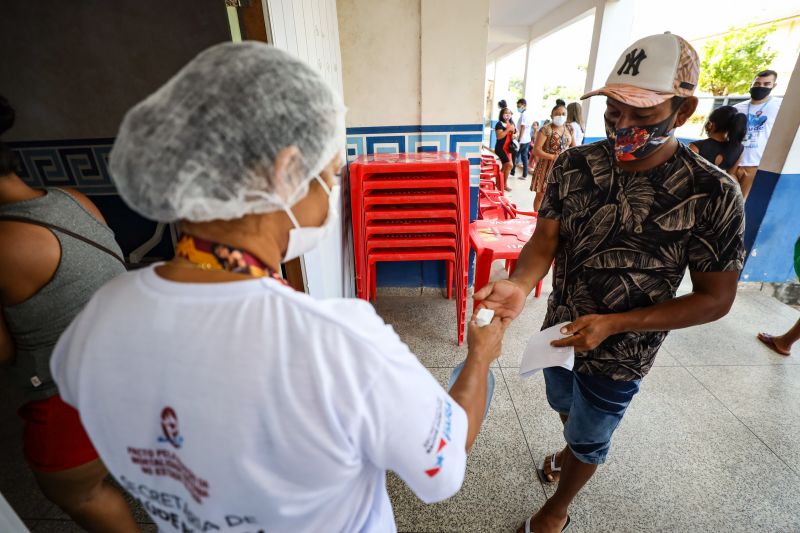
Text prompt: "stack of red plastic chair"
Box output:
[[348, 153, 470, 345], [480, 154, 503, 192]]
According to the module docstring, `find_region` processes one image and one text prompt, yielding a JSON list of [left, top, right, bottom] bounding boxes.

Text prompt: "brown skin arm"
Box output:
[[689, 143, 699, 154], [0, 222, 61, 306], [551, 270, 739, 352], [728, 153, 743, 178], [473, 218, 560, 320], [448, 316, 508, 450], [532, 128, 555, 161]]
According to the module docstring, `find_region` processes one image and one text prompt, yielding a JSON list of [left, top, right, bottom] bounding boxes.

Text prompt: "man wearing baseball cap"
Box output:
[[474, 33, 746, 533]]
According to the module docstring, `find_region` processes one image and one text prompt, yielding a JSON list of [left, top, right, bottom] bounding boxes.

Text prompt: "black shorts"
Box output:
[[495, 145, 509, 164]]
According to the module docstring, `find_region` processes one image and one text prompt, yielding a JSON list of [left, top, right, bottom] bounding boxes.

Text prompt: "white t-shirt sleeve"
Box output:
[[355, 327, 468, 504], [49, 299, 95, 408]]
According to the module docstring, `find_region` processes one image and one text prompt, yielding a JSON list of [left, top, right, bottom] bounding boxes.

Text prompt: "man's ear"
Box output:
[[673, 97, 698, 128]]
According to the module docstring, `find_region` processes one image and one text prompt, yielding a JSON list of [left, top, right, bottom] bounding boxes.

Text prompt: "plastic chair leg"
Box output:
[[446, 261, 453, 300], [472, 250, 494, 312]]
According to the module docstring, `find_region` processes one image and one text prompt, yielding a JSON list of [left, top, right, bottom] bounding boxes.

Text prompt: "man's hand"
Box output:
[[473, 279, 528, 321], [550, 314, 620, 352], [466, 314, 509, 363]]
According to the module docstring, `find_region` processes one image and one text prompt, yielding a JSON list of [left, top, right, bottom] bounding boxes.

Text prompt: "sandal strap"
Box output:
[[550, 452, 562, 473], [525, 516, 533, 533]]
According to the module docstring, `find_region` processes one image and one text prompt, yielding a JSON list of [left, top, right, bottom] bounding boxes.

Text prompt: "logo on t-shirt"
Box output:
[[424, 400, 453, 478], [748, 111, 768, 131], [157, 406, 184, 449]]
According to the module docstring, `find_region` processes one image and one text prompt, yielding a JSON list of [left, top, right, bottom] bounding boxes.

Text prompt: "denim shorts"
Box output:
[[543, 367, 641, 465]]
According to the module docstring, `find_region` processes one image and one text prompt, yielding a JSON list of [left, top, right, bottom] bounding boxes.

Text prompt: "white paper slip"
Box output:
[[475, 308, 495, 327], [519, 322, 575, 378]]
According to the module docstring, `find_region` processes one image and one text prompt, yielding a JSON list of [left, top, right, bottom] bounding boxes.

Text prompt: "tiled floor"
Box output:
[[374, 277, 800, 532], [377, 175, 800, 532], [2, 175, 799, 532]]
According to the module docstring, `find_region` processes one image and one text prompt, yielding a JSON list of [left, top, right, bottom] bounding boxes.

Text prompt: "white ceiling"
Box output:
[[490, 0, 568, 27], [487, 0, 572, 59]]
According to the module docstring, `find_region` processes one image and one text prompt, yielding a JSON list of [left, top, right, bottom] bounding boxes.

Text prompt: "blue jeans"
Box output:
[[543, 367, 641, 464], [518, 142, 530, 177]]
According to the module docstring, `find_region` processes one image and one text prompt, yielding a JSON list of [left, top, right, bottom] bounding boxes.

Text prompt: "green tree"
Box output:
[[542, 84, 582, 103], [508, 78, 524, 102], [699, 24, 777, 96]]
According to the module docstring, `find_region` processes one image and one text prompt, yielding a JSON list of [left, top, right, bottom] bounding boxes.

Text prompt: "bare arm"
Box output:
[[728, 153, 743, 179], [509, 218, 560, 293], [552, 270, 739, 351], [689, 143, 700, 154], [448, 317, 507, 450], [532, 129, 555, 161]]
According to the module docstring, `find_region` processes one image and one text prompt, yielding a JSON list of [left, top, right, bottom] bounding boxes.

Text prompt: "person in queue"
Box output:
[[0, 96, 137, 531], [50, 42, 507, 533], [566, 102, 585, 147], [495, 106, 517, 191], [475, 33, 745, 533], [530, 104, 575, 211], [689, 105, 746, 175], [733, 69, 781, 199], [514, 98, 533, 181]]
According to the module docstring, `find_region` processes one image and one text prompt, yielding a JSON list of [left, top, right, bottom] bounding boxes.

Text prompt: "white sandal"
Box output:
[[523, 514, 572, 532], [536, 452, 561, 484]]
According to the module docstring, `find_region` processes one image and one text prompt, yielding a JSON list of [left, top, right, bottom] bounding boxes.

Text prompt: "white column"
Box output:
[[523, 41, 545, 122], [583, 0, 635, 139]]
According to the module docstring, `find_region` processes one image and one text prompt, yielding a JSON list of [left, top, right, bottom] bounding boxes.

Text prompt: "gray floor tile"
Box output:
[[689, 365, 800, 475], [501, 367, 576, 481], [663, 293, 800, 366], [374, 295, 479, 368], [651, 347, 680, 367], [389, 368, 547, 532], [508, 366, 800, 532]]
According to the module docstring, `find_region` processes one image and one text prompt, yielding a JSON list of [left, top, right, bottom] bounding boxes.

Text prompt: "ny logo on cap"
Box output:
[[617, 48, 647, 76]]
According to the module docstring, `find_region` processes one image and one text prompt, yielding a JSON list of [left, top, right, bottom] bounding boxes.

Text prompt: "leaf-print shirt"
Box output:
[[539, 141, 746, 381]]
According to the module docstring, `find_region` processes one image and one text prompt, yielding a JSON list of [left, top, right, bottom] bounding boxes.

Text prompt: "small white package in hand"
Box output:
[[475, 308, 495, 327]]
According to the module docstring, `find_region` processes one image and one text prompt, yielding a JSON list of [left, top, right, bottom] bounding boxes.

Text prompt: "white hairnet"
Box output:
[[109, 41, 346, 222]]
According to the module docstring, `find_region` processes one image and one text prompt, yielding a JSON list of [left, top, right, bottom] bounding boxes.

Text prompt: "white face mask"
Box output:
[[282, 175, 337, 263], [552, 116, 567, 127]]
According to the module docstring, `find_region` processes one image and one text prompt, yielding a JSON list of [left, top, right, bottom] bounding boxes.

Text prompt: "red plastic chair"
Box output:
[[469, 218, 543, 311], [348, 154, 470, 344]]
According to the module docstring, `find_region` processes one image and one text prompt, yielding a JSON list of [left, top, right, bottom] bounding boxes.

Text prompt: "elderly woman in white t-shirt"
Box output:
[[51, 43, 506, 533]]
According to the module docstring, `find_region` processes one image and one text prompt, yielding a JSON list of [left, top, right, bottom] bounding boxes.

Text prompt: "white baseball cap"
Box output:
[[582, 32, 700, 108]]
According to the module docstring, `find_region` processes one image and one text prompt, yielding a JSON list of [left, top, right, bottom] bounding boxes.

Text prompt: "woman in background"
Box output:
[[567, 102, 585, 147], [530, 104, 575, 211], [689, 105, 746, 175], [494, 107, 516, 192], [0, 95, 135, 532]]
